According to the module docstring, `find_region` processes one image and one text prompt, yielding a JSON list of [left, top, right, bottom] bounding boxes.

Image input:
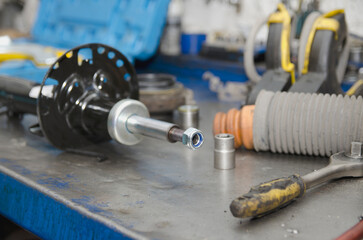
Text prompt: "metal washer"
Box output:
[[108, 99, 150, 145]]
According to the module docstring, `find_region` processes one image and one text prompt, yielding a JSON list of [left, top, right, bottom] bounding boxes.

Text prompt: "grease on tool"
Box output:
[[230, 174, 305, 218]]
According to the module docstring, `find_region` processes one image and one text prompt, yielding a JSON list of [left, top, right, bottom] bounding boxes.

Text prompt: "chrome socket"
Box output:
[[214, 134, 235, 170]]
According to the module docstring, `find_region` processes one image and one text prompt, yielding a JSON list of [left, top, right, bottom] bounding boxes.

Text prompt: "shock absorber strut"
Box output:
[[11, 43, 203, 150], [214, 90, 363, 156]]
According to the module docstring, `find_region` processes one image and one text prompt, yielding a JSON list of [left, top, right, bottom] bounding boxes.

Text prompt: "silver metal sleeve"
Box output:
[[177, 105, 199, 129], [214, 134, 235, 170], [126, 115, 177, 141]]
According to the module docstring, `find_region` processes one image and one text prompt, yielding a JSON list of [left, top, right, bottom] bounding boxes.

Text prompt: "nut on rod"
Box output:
[[108, 99, 204, 150]]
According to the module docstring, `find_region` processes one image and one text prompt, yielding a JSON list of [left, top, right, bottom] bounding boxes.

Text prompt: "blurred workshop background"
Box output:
[[0, 0, 362, 239], [2, 0, 363, 39], [0, 0, 363, 104]]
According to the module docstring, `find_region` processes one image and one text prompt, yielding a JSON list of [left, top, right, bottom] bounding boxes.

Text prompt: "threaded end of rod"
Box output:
[[168, 127, 184, 142]]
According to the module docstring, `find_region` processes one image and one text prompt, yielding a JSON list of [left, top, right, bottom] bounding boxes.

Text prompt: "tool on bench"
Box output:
[[245, 4, 349, 104], [0, 42, 64, 67], [230, 142, 363, 219], [347, 79, 363, 97], [246, 3, 295, 104], [290, 9, 348, 94], [0, 43, 204, 151]]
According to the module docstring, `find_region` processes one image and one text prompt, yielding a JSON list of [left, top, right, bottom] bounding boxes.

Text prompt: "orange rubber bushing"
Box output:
[[213, 112, 226, 135], [226, 108, 242, 148], [213, 112, 222, 135], [213, 105, 255, 149], [240, 105, 254, 149]]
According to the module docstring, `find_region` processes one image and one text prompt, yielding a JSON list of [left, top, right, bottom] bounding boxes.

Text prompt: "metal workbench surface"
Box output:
[[0, 102, 362, 240]]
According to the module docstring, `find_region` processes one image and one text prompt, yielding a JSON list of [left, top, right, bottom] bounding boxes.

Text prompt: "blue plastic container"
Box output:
[[0, 0, 170, 81], [181, 33, 206, 55], [32, 0, 170, 61]]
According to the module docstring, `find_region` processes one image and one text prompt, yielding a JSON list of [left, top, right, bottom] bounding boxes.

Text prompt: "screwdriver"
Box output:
[[230, 142, 363, 219]]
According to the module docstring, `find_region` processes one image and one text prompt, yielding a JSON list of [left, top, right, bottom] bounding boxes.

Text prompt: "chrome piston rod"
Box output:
[[127, 115, 177, 141], [108, 99, 204, 150]]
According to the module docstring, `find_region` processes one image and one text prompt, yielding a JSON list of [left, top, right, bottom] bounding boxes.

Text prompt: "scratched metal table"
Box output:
[[0, 102, 362, 240]]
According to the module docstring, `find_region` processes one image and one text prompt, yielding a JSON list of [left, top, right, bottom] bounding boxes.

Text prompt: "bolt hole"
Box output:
[[108, 51, 115, 59], [78, 48, 93, 66], [53, 62, 59, 69], [116, 59, 124, 67], [65, 51, 73, 58], [192, 132, 203, 148], [192, 134, 199, 145], [98, 47, 105, 54], [124, 73, 131, 81]]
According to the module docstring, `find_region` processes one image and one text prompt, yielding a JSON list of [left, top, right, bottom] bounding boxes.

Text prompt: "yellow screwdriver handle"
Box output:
[[230, 174, 306, 218]]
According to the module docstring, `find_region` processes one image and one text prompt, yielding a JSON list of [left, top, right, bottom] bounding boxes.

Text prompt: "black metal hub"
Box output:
[[37, 43, 138, 149]]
